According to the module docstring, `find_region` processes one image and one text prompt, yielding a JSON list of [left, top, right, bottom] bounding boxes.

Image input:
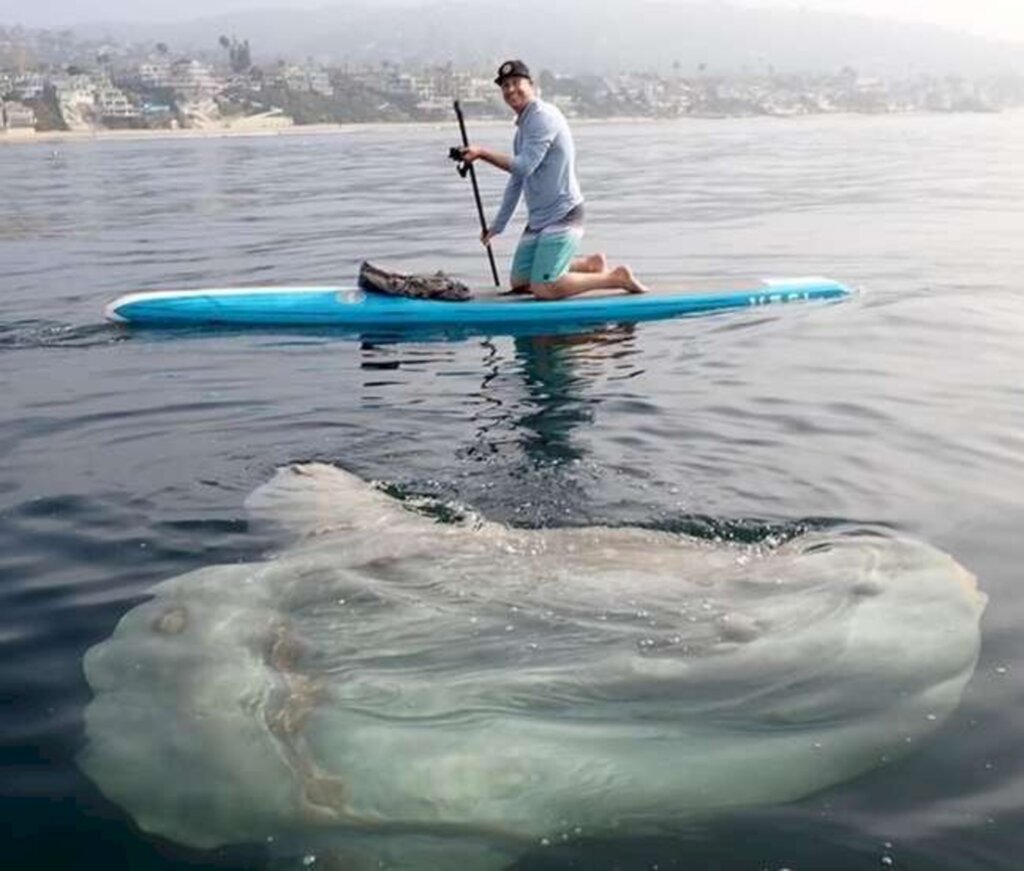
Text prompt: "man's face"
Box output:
[[500, 76, 534, 114]]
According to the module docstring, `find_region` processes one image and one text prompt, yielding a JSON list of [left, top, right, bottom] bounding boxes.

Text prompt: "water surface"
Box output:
[[2, 113, 1023, 869]]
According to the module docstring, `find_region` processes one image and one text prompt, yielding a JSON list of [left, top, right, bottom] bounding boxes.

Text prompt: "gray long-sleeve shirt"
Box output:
[[490, 99, 584, 235]]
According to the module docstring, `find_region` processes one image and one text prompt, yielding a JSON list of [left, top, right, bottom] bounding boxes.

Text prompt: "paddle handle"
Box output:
[[454, 100, 501, 287]]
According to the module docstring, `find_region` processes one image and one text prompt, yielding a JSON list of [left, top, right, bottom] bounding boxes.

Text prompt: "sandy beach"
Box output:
[[3, 108, 1018, 147], [0, 119, 467, 146], [0, 114, 810, 147]]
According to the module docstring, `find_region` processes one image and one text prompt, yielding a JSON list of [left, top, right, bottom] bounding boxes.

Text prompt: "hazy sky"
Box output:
[[741, 0, 1024, 43], [2, 0, 1023, 44]]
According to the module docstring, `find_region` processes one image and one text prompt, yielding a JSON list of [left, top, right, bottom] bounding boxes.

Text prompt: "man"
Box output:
[[460, 59, 647, 300]]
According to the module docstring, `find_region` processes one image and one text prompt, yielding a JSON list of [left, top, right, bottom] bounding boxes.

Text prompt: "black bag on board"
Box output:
[[358, 261, 471, 302]]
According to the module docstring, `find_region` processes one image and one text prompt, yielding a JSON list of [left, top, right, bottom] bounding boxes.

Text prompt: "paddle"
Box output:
[[450, 100, 501, 287]]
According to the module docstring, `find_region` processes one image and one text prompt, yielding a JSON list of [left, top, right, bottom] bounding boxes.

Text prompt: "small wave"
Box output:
[[0, 321, 128, 351]]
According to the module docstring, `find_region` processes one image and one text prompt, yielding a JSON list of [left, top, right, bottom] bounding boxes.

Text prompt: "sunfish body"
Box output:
[[79, 463, 985, 869]]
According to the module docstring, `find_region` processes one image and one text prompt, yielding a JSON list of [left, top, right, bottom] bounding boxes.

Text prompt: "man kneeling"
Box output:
[[460, 59, 648, 300]]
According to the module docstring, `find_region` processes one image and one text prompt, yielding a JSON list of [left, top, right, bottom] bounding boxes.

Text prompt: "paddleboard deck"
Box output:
[[104, 277, 851, 330]]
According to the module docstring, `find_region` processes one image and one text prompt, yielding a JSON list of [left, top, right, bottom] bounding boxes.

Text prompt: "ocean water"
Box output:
[[1, 112, 1023, 870]]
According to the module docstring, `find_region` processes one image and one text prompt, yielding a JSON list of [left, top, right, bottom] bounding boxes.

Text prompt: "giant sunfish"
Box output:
[[79, 463, 985, 869]]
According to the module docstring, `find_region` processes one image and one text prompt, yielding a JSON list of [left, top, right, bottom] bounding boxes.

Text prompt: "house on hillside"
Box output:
[[169, 59, 220, 98], [96, 85, 139, 121], [2, 99, 37, 130], [139, 59, 174, 88], [11, 72, 45, 100]]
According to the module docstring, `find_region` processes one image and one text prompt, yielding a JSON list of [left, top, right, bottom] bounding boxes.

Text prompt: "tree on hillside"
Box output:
[[219, 35, 252, 74]]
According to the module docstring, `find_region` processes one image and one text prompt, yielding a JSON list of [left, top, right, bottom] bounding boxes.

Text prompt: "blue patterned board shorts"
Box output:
[[510, 206, 585, 288]]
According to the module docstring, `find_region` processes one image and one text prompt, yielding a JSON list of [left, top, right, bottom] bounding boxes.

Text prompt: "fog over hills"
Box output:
[[47, 0, 1024, 76]]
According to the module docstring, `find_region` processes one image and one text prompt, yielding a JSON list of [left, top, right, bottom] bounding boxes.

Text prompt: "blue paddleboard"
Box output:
[[104, 277, 850, 331]]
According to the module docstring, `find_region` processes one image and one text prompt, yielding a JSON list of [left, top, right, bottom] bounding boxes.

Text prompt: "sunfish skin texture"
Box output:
[[79, 463, 985, 869]]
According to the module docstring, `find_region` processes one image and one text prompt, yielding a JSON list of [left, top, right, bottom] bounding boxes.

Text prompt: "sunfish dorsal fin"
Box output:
[[244, 462, 431, 539]]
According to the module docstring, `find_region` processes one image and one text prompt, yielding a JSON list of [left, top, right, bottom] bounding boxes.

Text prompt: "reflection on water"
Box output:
[[464, 328, 639, 463], [513, 328, 638, 463]]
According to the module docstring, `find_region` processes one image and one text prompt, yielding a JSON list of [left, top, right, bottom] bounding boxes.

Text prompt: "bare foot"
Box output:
[[611, 265, 649, 294]]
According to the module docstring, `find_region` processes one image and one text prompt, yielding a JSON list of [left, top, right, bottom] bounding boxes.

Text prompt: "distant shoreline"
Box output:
[[2, 109, 1020, 147], [0, 121, 464, 146]]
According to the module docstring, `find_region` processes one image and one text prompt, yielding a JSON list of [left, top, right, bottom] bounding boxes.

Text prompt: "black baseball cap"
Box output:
[[494, 59, 531, 85]]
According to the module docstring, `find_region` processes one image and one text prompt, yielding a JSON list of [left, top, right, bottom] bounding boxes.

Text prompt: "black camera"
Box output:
[[448, 146, 470, 177]]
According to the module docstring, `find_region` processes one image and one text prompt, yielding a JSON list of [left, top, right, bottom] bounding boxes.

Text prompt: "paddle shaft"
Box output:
[[454, 100, 501, 287]]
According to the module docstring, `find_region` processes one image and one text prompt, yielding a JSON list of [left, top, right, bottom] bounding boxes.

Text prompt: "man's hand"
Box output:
[[459, 146, 513, 173], [480, 228, 498, 246]]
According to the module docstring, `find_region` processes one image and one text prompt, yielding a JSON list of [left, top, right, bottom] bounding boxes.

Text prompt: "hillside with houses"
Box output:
[[2, 25, 1023, 136]]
